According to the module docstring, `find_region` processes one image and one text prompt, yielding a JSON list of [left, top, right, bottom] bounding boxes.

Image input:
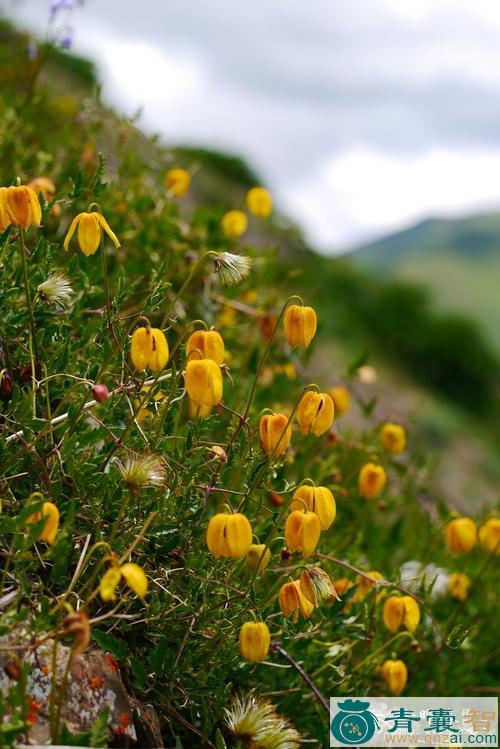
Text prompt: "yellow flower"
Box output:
[[279, 580, 314, 619], [5, 185, 41, 229], [221, 209, 248, 238], [381, 659, 408, 696], [380, 423, 407, 454], [332, 578, 354, 597], [206, 512, 252, 559], [28, 176, 56, 200], [284, 510, 321, 558], [99, 566, 121, 602], [165, 168, 191, 198], [299, 567, 337, 606], [296, 391, 334, 436], [186, 330, 225, 365], [27, 501, 60, 544], [358, 463, 387, 499], [120, 562, 148, 598], [185, 359, 223, 408], [328, 386, 351, 415], [188, 397, 213, 420], [246, 186, 272, 218], [246, 544, 271, 575], [445, 517, 477, 554], [63, 211, 120, 256], [130, 326, 169, 372], [239, 621, 270, 662], [383, 595, 420, 633], [291, 485, 336, 530], [0, 188, 10, 232], [352, 570, 384, 603], [283, 304, 317, 349], [259, 412, 292, 457], [478, 518, 500, 555], [448, 572, 470, 602]]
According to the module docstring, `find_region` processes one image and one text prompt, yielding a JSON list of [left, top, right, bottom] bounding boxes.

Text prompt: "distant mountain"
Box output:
[[349, 212, 500, 352]]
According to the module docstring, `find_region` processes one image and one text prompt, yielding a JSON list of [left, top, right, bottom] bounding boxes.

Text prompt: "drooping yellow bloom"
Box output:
[[383, 595, 420, 633], [358, 463, 387, 499], [188, 397, 213, 420], [186, 330, 225, 365], [185, 359, 223, 408], [246, 544, 271, 575], [221, 210, 248, 238], [0, 188, 11, 232], [381, 659, 408, 696], [279, 580, 314, 619], [296, 391, 334, 436], [328, 386, 351, 415], [380, 423, 407, 454], [291, 485, 336, 530], [283, 304, 317, 349], [352, 570, 384, 603], [246, 186, 273, 218], [206, 512, 252, 559], [120, 562, 148, 598], [478, 518, 500, 555], [259, 412, 292, 457], [332, 578, 354, 597], [299, 567, 337, 606], [99, 566, 122, 602], [5, 185, 41, 229], [130, 326, 169, 372], [239, 621, 270, 662], [28, 177, 56, 200], [27, 501, 60, 544], [284, 510, 321, 558], [448, 572, 470, 601], [165, 168, 191, 198], [63, 211, 120, 256], [445, 517, 477, 553]]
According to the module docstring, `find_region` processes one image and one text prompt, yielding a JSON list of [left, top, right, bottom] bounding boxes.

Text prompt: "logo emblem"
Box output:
[[330, 699, 379, 745]]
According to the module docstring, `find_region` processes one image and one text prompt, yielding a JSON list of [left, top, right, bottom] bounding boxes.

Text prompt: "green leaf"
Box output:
[[90, 707, 110, 748]]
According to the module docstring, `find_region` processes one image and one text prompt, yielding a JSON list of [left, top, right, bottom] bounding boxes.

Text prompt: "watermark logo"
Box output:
[[330, 699, 379, 744], [330, 697, 498, 747]]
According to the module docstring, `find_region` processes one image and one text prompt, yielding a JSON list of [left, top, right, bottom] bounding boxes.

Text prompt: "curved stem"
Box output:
[[19, 228, 38, 417]]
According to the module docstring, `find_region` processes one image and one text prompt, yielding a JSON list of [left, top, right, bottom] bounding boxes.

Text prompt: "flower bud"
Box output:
[[448, 572, 470, 602], [445, 517, 477, 553], [380, 423, 406, 454], [380, 659, 408, 696], [296, 391, 334, 436], [0, 371, 13, 402], [279, 580, 314, 619], [165, 168, 191, 198], [258, 313, 276, 341], [239, 621, 270, 662], [27, 501, 60, 544], [221, 209, 248, 238], [99, 566, 121, 602], [328, 386, 351, 415], [185, 359, 223, 408], [299, 567, 338, 606], [61, 610, 91, 654], [206, 512, 252, 559], [283, 304, 317, 349], [92, 383, 109, 403], [358, 463, 387, 499], [291, 485, 336, 530], [478, 518, 500, 555], [120, 562, 148, 598], [208, 445, 228, 462], [259, 413, 292, 457], [268, 490, 285, 507], [284, 510, 320, 558], [186, 330, 225, 365], [383, 595, 420, 633], [246, 186, 272, 218], [130, 326, 169, 372], [246, 544, 271, 575], [5, 185, 41, 228]]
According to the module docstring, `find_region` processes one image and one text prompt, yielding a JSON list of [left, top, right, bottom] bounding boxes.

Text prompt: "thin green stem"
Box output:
[[19, 228, 38, 417]]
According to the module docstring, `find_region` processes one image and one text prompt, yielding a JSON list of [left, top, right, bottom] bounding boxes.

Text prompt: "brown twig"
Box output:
[[271, 641, 329, 714]]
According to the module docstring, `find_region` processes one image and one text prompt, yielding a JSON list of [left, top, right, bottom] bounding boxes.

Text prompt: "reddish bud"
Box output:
[[0, 371, 13, 402], [281, 547, 291, 563], [268, 491, 285, 507], [92, 384, 109, 403]]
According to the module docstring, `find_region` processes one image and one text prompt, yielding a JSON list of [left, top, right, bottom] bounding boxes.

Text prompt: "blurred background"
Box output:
[[2, 0, 500, 508]]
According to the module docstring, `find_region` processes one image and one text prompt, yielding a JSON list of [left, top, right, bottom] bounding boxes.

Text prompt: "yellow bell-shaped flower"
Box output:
[[448, 572, 470, 601], [130, 326, 169, 372], [291, 485, 336, 530], [186, 330, 225, 365], [246, 186, 272, 218], [221, 209, 248, 238], [358, 463, 387, 499], [445, 517, 477, 553], [246, 544, 271, 575], [5, 185, 41, 229], [478, 518, 500, 555], [239, 621, 270, 662], [328, 386, 351, 415], [283, 304, 317, 349], [380, 423, 407, 454], [99, 566, 122, 602], [381, 659, 408, 696], [297, 391, 334, 437], [0, 188, 11, 232], [165, 168, 191, 198], [63, 210, 120, 256], [120, 562, 148, 598], [279, 580, 314, 619], [299, 567, 337, 606], [284, 510, 321, 558], [383, 595, 420, 633], [27, 501, 60, 544], [259, 412, 292, 457], [206, 512, 252, 559], [185, 359, 223, 408]]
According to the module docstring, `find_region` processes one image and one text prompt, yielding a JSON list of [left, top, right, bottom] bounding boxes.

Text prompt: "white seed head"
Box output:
[[214, 252, 252, 286], [37, 272, 73, 308], [225, 693, 300, 749], [115, 452, 166, 489]]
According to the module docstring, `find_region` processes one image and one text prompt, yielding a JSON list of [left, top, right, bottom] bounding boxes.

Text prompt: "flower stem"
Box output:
[[19, 228, 38, 418]]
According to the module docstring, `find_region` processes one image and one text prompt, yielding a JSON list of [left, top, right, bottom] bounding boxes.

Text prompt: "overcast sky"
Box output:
[[5, 0, 500, 251]]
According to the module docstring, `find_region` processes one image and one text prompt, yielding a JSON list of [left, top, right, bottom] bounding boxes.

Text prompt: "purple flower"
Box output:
[[49, 0, 74, 14], [60, 33, 73, 49]]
